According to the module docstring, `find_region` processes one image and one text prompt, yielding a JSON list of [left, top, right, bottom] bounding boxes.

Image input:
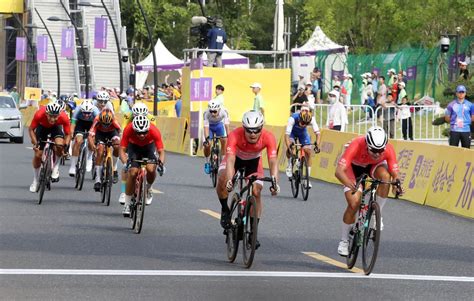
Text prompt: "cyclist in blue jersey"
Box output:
[[68, 100, 100, 176], [284, 106, 321, 188], [203, 100, 230, 174], [93, 90, 114, 113]]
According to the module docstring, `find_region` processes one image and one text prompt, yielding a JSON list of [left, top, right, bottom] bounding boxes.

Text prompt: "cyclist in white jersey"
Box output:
[[203, 100, 230, 174]]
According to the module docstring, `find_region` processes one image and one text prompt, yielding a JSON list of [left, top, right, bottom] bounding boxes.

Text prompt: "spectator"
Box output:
[[333, 75, 341, 90], [397, 81, 407, 105], [401, 70, 408, 85], [397, 96, 413, 140], [207, 18, 227, 68], [311, 68, 323, 103], [175, 98, 182, 117], [445, 85, 474, 148], [212, 84, 225, 107], [250, 82, 265, 115], [459, 61, 469, 81], [391, 76, 400, 103], [327, 90, 348, 131], [9, 86, 20, 106], [342, 73, 353, 106], [365, 90, 376, 120], [371, 72, 378, 102], [377, 76, 387, 105], [359, 73, 369, 105], [304, 82, 316, 111], [387, 68, 396, 86], [297, 74, 306, 89], [382, 94, 396, 138], [291, 86, 307, 113]]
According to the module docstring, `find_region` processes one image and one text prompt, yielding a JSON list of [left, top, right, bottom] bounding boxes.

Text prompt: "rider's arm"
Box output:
[[88, 118, 98, 149], [335, 142, 357, 190], [59, 112, 72, 146], [285, 117, 295, 147], [119, 146, 128, 164], [157, 148, 165, 165], [225, 132, 237, 181], [223, 110, 230, 136], [119, 126, 130, 164], [265, 131, 279, 182], [225, 154, 236, 182], [335, 163, 356, 191], [29, 111, 40, 145]]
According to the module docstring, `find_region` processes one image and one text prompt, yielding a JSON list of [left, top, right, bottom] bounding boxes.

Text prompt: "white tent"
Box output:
[[135, 38, 184, 89], [291, 26, 348, 92], [200, 44, 249, 69]]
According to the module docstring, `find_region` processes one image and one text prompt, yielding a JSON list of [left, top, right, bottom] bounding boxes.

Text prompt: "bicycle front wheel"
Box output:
[[134, 173, 146, 234], [226, 193, 240, 263], [211, 148, 219, 188], [242, 196, 258, 268], [77, 147, 87, 191], [362, 202, 381, 275], [37, 163, 48, 205], [104, 158, 113, 206], [290, 158, 299, 198], [346, 229, 360, 269], [300, 156, 310, 201]]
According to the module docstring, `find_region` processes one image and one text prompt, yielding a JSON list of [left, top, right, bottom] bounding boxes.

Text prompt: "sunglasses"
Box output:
[[210, 110, 218, 114], [244, 127, 262, 134], [457, 91, 466, 94], [368, 147, 385, 154], [137, 131, 149, 136]]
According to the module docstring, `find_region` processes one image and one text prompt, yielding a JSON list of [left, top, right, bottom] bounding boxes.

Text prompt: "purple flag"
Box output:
[[37, 35, 48, 62], [94, 17, 108, 49], [190, 78, 200, 101], [190, 111, 200, 139], [190, 58, 203, 71], [61, 28, 75, 58], [15, 37, 26, 61], [406, 66, 417, 80], [200, 77, 213, 101]]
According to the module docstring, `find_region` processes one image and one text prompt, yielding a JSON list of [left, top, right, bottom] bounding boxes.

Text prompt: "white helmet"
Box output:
[[81, 100, 94, 113], [242, 110, 264, 129], [366, 126, 388, 150], [46, 102, 62, 115], [132, 115, 150, 133], [208, 100, 221, 111], [96, 91, 110, 103], [132, 102, 149, 116]]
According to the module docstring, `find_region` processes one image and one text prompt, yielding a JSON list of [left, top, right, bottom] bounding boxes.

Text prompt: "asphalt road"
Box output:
[[0, 141, 472, 300]]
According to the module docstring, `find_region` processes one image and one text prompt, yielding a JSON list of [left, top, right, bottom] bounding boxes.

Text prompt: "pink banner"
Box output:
[[61, 28, 75, 58], [94, 17, 108, 49], [15, 37, 26, 61], [37, 35, 48, 62]]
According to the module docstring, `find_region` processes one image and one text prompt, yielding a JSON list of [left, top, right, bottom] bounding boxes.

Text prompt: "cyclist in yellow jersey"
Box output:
[[118, 102, 155, 204]]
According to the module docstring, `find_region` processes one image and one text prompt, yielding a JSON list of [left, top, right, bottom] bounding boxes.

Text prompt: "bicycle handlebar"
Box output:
[[352, 174, 402, 195]]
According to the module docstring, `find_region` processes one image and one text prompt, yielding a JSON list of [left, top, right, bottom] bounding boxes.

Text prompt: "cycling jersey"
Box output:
[[226, 127, 277, 161], [89, 116, 121, 135], [203, 109, 230, 126], [71, 104, 100, 124], [121, 112, 156, 129], [92, 100, 114, 113], [286, 112, 320, 145], [30, 106, 71, 136], [121, 123, 164, 150]]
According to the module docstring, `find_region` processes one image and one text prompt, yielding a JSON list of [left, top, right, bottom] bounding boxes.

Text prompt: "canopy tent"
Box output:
[[135, 38, 184, 89], [291, 26, 348, 93], [199, 44, 250, 69]]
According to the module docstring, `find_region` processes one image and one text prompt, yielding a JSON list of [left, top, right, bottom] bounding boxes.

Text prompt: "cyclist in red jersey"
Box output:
[[29, 102, 71, 192], [216, 110, 280, 248], [335, 126, 403, 256], [119, 115, 165, 216], [88, 108, 121, 191]]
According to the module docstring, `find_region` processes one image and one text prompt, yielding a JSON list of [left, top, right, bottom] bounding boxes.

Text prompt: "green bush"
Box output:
[[442, 78, 474, 103]]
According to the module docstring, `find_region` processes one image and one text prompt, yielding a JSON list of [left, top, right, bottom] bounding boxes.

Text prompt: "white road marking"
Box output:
[[150, 188, 163, 194], [26, 146, 33, 150], [0, 269, 472, 282]]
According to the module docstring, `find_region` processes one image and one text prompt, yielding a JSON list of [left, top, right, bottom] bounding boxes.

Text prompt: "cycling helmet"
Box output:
[[46, 102, 62, 115], [208, 100, 221, 111], [242, 110, 264, 129], [96, 91, 110, 103], [366, 126, 388, 151], [99, 108, 114, 125], [299, 107, 312, 124], [80, 100, 94, 113], [131, 102, 149, 116], [59, 95, 68, 102], [55, 99, 67, 112], [132, 115, 150, 133]]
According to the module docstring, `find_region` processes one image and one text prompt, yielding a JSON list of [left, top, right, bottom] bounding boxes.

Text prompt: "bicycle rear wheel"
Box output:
[[134, 173, 146, 234], [346, 228, 360, 269], [362, 202, 381, 275], [130, 199, 137, 229], [290, 158, 299, 198], [242, 196, 258, 268], [300, 156, 310, 201], [91, 153, 96, 180], [103, 158, 113, 206], [77, 147, 87, 190], [226, 193, 240, 263], [211, 148, 219, 188]]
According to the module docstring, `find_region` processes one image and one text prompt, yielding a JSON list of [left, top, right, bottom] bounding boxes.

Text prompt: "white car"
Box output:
[[0, 93, 23, 143]]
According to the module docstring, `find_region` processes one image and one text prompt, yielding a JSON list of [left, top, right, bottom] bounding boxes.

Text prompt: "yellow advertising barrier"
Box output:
[[22, 106, 37, 127], [424, 146, 474, 218], [155, 117, 186, 153], [24, 87, 41, 101], [0, 0, 23, 13]]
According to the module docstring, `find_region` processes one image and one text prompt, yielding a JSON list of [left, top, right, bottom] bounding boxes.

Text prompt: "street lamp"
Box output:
[[26, 8, 61, 95], [78, 1, 124, 96], [48, 0, 89, 98]]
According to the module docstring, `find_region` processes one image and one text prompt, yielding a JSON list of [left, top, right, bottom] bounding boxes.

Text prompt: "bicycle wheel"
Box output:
[[77, 147, 87, 191], [242, 196, 258, 268], [37, 160, 49, 205], [130, 198, 137, 229], [290, 157, 299, 198], [91, 153, 96, 180], [100, 166, 106, 203], [226, 193, 240, 263], [346, 228, 360, 269], [300, 156, 310, 201], [362, 202, 381, 275], [211, 148, 219, 188], [134, 173, 146, 234], [104, 157, 113, 206]]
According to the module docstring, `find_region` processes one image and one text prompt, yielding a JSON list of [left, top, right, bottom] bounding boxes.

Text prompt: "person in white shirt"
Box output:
[[327, 90, 348, 132], [397, 96, 413, 140], [212, 84, 225, 107]]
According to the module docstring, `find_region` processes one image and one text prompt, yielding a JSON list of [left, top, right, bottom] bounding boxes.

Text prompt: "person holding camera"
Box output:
[[207, 19, 227, 68]]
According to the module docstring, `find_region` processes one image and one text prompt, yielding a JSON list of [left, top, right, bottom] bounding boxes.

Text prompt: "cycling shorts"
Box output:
[[208, 122, 227, 139], [343, 161, 388, 192], [289, 131, 311, 146], [219, 156, 264, 186], [127, 142, 157, 168], [95, 130, 120, 144], [74, 120, 93, 136], [35, 124, 64, 150]]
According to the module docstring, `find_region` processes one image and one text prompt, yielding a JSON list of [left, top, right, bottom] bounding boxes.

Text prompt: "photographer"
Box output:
[[207, 18, 227, 68]]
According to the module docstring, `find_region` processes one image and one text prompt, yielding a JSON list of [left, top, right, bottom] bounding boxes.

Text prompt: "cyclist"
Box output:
[[119, 115, 165, 216], [216, 110, 280, 249], [28, 102, 71, 192], [118, 102, 156, 205], [88, 108, 121, 192], [93, 90, 114, 113], [284, 105, 321, 188], [335, 126, 403, 256], [68, 100, 100, 176], [203, 100, 230, 174]]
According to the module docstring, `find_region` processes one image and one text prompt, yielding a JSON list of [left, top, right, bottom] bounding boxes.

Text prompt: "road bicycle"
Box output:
[[288, 140, 319, 201], [36, 140, 61, 205], [98, 139, 114, 206], [209, 136, 222, 188], [346, 173, 401, 275], [74, 131, 89, 191], [225, 168, 276, 268]]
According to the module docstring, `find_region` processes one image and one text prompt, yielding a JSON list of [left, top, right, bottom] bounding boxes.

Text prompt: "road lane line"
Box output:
[[302, 251, 364, 274], [0, 269, 472, 282], [26, 146, 33, 150], [150, 188, 163, 194], [199, 209, 220, 219]]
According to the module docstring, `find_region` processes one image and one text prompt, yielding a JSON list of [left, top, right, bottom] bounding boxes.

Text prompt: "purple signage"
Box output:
[[190, 58, 203, 71], [190, 78, 200, 101], [37, 35, 48, 62], [331, 69, 344, 79], [61, 28, 75, 58], [200, 77, 212, 101], [372, 68, 380, 76], [406, 66, 417, 80], [94, 17, 108, 49], [15, 37, 26, 61], [190, 111, 200, 139]]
